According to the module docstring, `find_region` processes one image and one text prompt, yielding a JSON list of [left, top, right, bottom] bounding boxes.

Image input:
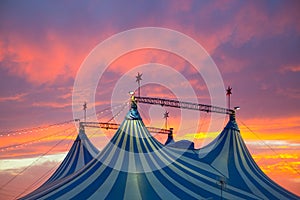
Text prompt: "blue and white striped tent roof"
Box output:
[[40, 127, 99, 186], [197, 115, 299, 199], [21, 101, 299, 200]]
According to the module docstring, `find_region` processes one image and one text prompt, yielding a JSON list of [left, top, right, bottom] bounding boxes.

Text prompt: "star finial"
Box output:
[[163, 111, 169, 129], [163, 111, 169, 119], [83, 102, 87, 110], [226, 86, 232, 96], [136, 72, 142, 83]]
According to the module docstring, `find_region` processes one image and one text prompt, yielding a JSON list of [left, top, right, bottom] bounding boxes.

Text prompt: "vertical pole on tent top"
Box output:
[[226, 86, 232, 110], [83, 102, 87, 122], [163, 111, 169, 130], [136, 72, 142, 98]]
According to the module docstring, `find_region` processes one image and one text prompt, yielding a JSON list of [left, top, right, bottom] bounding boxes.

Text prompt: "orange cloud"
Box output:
[[0, 123, 77, 159], [280, 64, 300, 73], [252, 149, 300, 196], [237, 116, 300, 137]]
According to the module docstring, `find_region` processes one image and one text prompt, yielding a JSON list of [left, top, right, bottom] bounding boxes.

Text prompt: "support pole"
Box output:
[[163, 111, 169, 130]]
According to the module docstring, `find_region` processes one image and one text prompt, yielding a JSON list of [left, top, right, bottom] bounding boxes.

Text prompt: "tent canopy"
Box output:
[[39, 126, 99, 187], [21, 101, 299, 200]]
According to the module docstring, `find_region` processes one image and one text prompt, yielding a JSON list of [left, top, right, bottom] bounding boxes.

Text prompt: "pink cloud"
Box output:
[[166, 1, 300, 53], [31, 102, 72, 109], [1, 30, 99, 85], [276, 87, 300, 99], [0, 93, 27, 102], [280, 64, 300, 73], [231, 2, 300, 46]]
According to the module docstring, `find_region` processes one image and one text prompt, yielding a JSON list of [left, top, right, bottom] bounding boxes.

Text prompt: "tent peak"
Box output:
[[225, 114, 239, 132], [75, 126, 87, 141], [126, 96, 142, 120]]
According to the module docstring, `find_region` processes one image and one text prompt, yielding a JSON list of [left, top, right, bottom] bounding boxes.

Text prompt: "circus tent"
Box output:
[[197, 115, 299, 199], [40, 126, 99, 186], [21, 100, 299, 200]]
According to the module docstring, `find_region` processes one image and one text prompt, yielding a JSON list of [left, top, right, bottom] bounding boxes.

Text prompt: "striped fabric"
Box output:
[[198, 115, 299, 199], [21, 104, 299, 200], [41, 127, 99, 186]]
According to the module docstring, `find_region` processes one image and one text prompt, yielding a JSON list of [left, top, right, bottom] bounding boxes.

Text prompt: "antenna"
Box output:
[[163, 111, 169, 129], [83, 102, 87, 122], [136, 72, 142, 97]]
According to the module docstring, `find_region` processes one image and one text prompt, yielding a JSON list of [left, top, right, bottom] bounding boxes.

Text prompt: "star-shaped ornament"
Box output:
[[163, 111, 169, 119], [226, 86, 232, 96], [136, 72, 142, 83]]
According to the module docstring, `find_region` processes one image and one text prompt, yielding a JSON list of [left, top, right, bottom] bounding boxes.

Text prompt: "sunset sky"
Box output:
[[0, 0, 300, 199]]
